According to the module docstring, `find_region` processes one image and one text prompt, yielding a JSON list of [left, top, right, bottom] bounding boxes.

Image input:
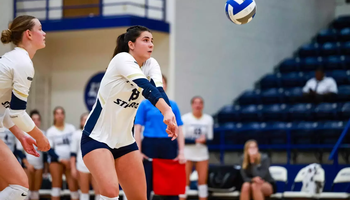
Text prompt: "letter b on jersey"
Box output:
[[129, 89, 140, 101]]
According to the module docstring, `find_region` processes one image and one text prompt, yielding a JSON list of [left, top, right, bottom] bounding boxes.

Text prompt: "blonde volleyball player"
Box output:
[[70, 113, 100, 200], [81, 25, 178, 200], [0, 15, 50, 200], [46, 107, 79, 200], [180, 97, 213, 200]]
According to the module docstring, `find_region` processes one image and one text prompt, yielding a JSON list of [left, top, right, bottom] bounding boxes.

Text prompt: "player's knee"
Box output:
[[198, 184, 208, 198], [251, 182, 261, 191], [70, 191, 79, 199], [241, 182, 251, 194], [100, 185, 119, 198], [179, 186, 189, 198], [51, 187, 61, 197]]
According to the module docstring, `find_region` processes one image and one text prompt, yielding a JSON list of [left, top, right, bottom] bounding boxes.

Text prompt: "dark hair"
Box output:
[[29, 109, 41, 120], [162, 74, 167, 84], [316, 67, 325, 73], [1, 15, 36, 45], [191, 96, 204, 104], [112, 25, 151, 57], [53, 106, 65, 125]]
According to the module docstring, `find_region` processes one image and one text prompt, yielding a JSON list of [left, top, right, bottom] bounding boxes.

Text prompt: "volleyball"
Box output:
[[225, 0, 257, 25]]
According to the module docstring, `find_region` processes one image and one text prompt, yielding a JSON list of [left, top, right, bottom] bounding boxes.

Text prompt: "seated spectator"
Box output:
[[240, 140, 276, 200], [303, 68, 337, 103]]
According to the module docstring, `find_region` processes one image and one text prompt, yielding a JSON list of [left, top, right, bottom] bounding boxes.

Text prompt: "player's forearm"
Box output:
[[70, 157, 76, 170], [155, 99, 172, 115], [134, 125, 143, 151], [177, 126, 185, 154], [27, 126, 45, 141], [9, 125, 26, 141]]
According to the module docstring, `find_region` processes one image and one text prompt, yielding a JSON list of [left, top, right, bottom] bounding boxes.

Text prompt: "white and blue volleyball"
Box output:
[[225, 0, 256, 25]]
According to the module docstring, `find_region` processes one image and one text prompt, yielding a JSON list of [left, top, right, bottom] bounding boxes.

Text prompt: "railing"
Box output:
[[14, 0, 166, 22], [209, 125, 350, 165], [329, 119, 350, 165]]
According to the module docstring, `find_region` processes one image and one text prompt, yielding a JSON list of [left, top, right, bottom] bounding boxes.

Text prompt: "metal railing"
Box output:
[[329, 119, 350, 164], [14, 0, 166, 21]]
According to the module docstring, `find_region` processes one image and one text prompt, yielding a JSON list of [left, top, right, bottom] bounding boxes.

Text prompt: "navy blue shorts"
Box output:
[[81, 134, 139, 159]]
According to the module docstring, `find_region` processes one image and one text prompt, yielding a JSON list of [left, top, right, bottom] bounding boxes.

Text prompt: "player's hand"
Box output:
[[36, 136, 50, 152], [20, 136, 40, 157], [71, 167, 78, 180], [174, 152, 186, 164], [163, 110, 178, 140], [195, 135, 206, 144]]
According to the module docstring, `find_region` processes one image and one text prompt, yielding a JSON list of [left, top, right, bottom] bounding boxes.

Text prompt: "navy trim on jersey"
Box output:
[[10, 92, 27, 110], [14, 148, 26, 160], [133, 78, 162, 106], [70, 153, 77, 157], [185, 139, 196, 144], [157, 87, 171, 107], [83, 99, 102, 135], [48, 149, 59, 162]]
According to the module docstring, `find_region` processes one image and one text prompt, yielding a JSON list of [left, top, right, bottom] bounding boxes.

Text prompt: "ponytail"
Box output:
[[112, 33, 129, 58]]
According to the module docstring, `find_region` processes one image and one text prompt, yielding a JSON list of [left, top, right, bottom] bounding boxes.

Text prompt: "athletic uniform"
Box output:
[[70, 129, 89, 173], [181, 113, 213, 161], [47, 124, 75, 162], [25, 131, 45, 170], [82, 52, 170, 159]]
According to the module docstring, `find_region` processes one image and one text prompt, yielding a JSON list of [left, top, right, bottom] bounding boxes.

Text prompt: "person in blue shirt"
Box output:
[[135, 74, 185, 200]]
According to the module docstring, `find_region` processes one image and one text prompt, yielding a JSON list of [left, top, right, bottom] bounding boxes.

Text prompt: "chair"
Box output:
[[300, 57, 322, 71], [288, 104, 314, 121], [264, 122, 290, 145], [314, 103, 339, 120], [320, 42, 340, 56], [284, 87, 304, 103], [319, 121, 345, 144], [340, 102, 350, 120], [339, 28, 350, 42], [278, 58, 299, 73], [236, 90, 261, 105], [261, 104, 287, 121], [316, 29, 338, 44], [217, 105, 241, 124], [327, 70, 350, 85], [323, 56, 344, 70], [240, 105, 262, 121], [291, 122, 319, 145], [337, 86, 350, 102], [260, 74, 280, 89], [341, 41, 350, 55], [316, 167, 350, 199], [298, 43, 319, 57], [261, 88, 283, 104], [269, 166, 288, 199], [331, 16, 350, 30], [280, 72, 304, 88]]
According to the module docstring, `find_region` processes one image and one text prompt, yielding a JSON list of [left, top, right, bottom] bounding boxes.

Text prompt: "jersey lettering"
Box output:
[[128, 89, 140, 101]]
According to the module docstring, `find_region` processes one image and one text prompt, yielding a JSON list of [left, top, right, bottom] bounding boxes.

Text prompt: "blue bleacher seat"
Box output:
[[328, 70, 350, 85], [340, 102, 350, 120], [236, 90, 260, 105], [339, 28, 350, 42], [314, 103, 339, 120], [321, 42, 340, 56], [261, 104, 288, 121], [264, 122, 290, 145], [260, 74, 279, 89], [280, 72, 304, 88], [332, 16, 350, 30], [337, 86, 350, 102], [291, 121, 319, 144], [298, 43, 319, 57], [317, 29, 338, 43], [288, 103, 314, 121], [261, 88, 283, 104], [319, 121, 345, 144], [342, 42, 350, 55], [217, 105, 240, 124], [284, 87, 304, 103], [278, 58, 299, 73], [240, 105, 261, 121], [300, 57, 322, 71], [235, 122, 266, 144], [323, 56, 344, 70]]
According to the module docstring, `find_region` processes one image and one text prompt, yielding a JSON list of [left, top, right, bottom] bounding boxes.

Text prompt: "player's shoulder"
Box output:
[[143, 57, 159, 68], [113, 52, 135, 62], [203, 114, 214, 122], [65, 123, 76, 131]]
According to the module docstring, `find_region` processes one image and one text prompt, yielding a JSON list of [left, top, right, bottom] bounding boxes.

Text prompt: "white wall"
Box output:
[[0, 0, 13, 55], [33, 28, 169, 129], [174, 0, 336, 115], [335, 0, 350, 17]]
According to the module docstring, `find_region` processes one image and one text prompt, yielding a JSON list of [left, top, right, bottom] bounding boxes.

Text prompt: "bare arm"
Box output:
[[134, 124, 143, 151]]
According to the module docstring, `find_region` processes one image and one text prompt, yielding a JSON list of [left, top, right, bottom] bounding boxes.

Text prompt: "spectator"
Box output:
[[303, 68, 337, 103], [240, 140, 276, 200], [180, 96, 213, 200]]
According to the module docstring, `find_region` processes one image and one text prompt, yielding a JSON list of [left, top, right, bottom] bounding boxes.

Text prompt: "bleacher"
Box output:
[[206, 15, 350, 199]]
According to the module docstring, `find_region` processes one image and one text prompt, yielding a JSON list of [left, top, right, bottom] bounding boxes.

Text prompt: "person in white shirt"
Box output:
[[303, 68, 338, 103], [46, 107, 79, 200], [82, 25, 178, 200], [70, 113, 100, 200], [180, 96, 213, 200], [0, 15, 50, 200]]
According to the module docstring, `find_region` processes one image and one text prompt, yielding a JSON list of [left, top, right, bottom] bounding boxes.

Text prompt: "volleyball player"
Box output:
[[46, 107, 79, 200], [81, 25, 178, 200], [0, 15, 50, 200], [70, 113, 100, 200], [180, 96, 213, 200]]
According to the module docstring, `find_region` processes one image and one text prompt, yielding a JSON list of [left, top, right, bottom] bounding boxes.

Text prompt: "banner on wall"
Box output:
[[84, 72, 105, 111]]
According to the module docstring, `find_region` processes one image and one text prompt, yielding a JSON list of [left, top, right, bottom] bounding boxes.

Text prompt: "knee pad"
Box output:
[[70, 191, 79, 199], [30, 191, 39, 200], [100, 195, 119, 200], [95, 194, 101, 200], [198, 185, 208, 198], [179, 186, 189, 198], [0, 184, 29, 200], [24, 191, 30, 200], [51, 187, 61, 197], [80, 193, 90, 200]]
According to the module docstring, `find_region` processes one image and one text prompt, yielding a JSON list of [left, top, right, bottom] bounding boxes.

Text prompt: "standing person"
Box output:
[[46, 107, 79, 200], [81, 25, 178, 200], [180, 96, 213, 200], [70, 113, 100, 200], [0, 15, 50, 200], [134, 74, 185, 200], [240, 140, 276, 200]]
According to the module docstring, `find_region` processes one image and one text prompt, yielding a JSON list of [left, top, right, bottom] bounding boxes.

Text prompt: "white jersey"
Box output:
[[83, 52, 163, 149], [0, 47, 34, 130], [47, 124, 75, 160], [182, 113, 214, 161], [71, 129, 89, 173]]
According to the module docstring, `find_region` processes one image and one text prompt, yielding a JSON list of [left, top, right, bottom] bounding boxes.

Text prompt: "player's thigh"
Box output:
[[33, 169, 43, 191], [83, 148, 119, 197], [195, 160, 209, 185], [185, 161, 194, 185], [91, 174, 99, 194], [65, 169, 78, 191], [49, 162, 63, 187], [115, 151, 147, 200], [0, 176, 9, 191], [261, 182, 273, 197], [25, 168, 35, 190], [0, 140, 28, 187], [78, 171, 91, 193]]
